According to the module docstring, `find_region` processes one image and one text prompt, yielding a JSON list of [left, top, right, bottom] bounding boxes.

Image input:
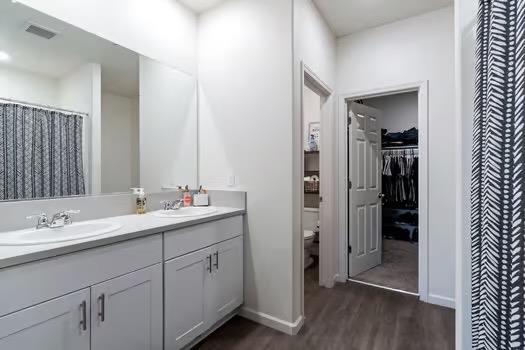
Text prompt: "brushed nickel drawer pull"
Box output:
[[207, 255, 212, 273], [214, 251, 219, 270], [79, 300, 87, 331], [98, 294, 105, 322]]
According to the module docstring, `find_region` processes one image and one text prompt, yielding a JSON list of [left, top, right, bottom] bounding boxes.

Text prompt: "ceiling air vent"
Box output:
[[24, 23, 58, 39]]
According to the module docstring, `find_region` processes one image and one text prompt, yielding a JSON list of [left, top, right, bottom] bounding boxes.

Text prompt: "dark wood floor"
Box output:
[[195, 263, 455, 350]]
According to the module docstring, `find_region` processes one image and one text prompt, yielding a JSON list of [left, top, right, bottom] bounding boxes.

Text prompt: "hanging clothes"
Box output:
[[381, 148, 418, 208]]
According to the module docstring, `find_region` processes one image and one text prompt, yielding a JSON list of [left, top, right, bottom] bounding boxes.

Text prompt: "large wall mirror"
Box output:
[[0, 0, 198, 201]]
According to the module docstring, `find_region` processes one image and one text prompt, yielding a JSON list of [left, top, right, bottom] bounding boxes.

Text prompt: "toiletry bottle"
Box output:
[[131, 188, 147, 214], [183, 185, 192, 207]]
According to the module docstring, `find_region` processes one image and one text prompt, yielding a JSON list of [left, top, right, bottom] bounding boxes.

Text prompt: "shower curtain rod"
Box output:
[[0, 97, 89, 117]]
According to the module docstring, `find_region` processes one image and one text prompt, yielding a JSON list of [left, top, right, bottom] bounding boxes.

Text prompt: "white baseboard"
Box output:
[[428, 294, 455, 309], [240, 307, 304, 335], [335, 273, 347, 283]]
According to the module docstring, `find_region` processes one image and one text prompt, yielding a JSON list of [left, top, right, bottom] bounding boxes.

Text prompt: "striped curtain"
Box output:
[[0, 103, 85, 200], [471, 0, 525, 349]]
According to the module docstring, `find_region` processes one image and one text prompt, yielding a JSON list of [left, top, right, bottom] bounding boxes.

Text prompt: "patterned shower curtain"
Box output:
[[0, 103, 85, 200], [471, 0, 525, 348]]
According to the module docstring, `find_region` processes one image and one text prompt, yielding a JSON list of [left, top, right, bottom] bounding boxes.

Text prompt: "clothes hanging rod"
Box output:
[[382, 145, 418, 150], [0, 97, 89, 117]]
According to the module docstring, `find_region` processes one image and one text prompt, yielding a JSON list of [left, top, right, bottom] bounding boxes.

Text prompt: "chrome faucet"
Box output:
[[26, 210, 80, 229], [26, 213, 50, 230], [160, 200, 184, 211]]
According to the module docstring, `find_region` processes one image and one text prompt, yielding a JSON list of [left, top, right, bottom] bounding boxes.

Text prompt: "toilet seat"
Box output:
[[304, 230, 315, 240]]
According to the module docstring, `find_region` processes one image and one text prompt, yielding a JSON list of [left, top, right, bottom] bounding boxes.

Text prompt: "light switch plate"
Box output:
[[228, 175, 236, 187]]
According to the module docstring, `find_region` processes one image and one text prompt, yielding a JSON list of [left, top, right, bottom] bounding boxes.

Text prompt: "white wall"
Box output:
[[139, 56, 197, 193], [101, 92, 139, 193], [293, 0, 337, 316], [363, 92, 418, 132], [0, 66, 58, 106], [455, 0, 477, 348], [337, 7, 456, 306], [59, 63, 102, 195], [16, 0, 197, 75], [199, 0, 295, 326]]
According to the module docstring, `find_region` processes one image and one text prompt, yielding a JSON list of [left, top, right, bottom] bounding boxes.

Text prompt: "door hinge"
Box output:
[[348, 180, 352, 189], [348, 246, 352, 254], [319, 196, 323, 203], [347, 115, 352, 127]]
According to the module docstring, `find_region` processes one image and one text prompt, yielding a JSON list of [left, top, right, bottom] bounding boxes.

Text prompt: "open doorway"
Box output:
[[341, 82, 428, 300], [303, 84, 321, 278], [299, 63, 335, 307], [348, 92, 419, 294]]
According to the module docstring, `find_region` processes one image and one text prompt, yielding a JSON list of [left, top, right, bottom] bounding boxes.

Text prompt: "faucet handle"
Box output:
[[26, 213, 48, 220], [63, 210, 80, 215], [160, 200, 183, 211], [26, 213, 49, 229], [60, 210, 79, 224]]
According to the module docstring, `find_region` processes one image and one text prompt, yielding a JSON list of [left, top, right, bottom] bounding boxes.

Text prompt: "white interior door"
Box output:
[[348, 102, 383, 277]]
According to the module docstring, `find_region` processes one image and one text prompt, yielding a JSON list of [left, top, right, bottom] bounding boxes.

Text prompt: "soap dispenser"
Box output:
[[131, 188, 147, 214]]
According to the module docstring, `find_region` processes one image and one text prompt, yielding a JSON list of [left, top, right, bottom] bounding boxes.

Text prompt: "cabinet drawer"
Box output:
[[163, 215, 243, 261], [0, 234, 162, 317]]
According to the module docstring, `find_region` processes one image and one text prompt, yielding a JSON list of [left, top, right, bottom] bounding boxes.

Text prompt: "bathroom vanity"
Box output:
[[0, 208, 244, 350]]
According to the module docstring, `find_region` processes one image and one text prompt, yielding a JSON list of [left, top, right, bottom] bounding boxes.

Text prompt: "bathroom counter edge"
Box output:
[[0, 207, 245, 270]]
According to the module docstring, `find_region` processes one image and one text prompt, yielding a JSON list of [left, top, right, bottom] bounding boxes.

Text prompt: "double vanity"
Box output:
[[0, 2, 245, 349], [0, 205, 245, 350]]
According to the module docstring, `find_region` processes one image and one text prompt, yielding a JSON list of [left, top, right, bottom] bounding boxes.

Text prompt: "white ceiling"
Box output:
[[179, 0, 226, 13], [313, 0, 453, 37], [0, 0, 139, 97]]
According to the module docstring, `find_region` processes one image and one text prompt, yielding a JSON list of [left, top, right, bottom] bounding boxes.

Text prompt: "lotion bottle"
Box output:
[[131, 188, 147, 214], [183, 185, 192, 207]]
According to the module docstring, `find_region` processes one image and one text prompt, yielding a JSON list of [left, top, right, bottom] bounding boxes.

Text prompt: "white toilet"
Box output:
[[304, 229, 315, 269]]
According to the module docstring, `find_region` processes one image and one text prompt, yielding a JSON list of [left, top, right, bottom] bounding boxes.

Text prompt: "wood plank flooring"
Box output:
[[194, 264, 455, 350]]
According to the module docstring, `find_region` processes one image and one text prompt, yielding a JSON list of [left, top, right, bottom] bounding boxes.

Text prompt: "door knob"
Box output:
[[378, 193, 385, 199]]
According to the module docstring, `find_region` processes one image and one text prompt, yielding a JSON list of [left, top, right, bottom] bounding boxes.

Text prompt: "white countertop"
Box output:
[[0, 206, 245, 269]]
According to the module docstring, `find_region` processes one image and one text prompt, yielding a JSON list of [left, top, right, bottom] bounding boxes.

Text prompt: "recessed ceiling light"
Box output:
[[0, 51, 10, 61]]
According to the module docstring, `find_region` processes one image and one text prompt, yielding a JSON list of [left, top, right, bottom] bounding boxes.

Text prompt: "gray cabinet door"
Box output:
[[208, 235, 244, 324], [90, 263, 163, 350], [0, 288, 90, 350], [165, 245, 213, 350]]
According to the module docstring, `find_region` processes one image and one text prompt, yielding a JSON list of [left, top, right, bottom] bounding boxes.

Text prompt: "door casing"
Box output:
[[298, 63, 336, 321]]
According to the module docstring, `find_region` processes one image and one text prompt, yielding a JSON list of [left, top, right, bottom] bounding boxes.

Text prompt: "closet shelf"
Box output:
[[304, 190, 320, 194]]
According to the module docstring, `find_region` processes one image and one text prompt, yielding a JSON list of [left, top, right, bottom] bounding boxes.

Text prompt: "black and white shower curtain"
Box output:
[[471, 0, 525, 348], [0, 103, 85, 200]]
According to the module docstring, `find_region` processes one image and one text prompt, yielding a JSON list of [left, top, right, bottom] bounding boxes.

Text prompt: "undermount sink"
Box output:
[[0, 221, 123, 246], [151, 206, 218, 218]]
